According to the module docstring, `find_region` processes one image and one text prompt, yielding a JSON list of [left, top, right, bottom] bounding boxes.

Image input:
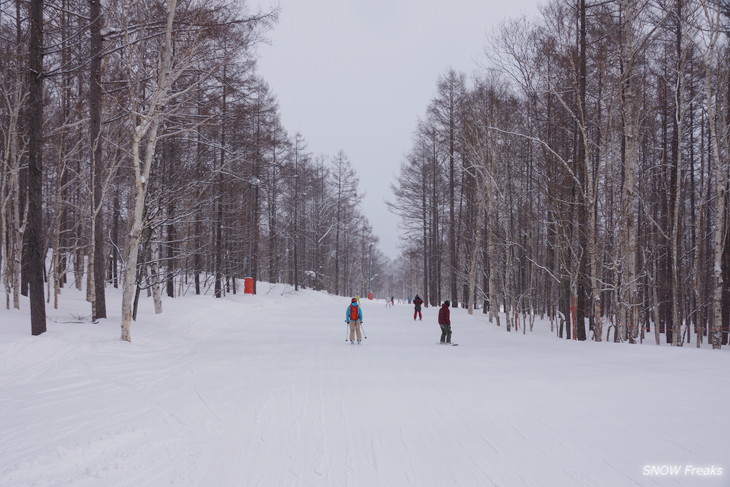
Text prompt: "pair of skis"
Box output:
[[345, 322, 367, 342]]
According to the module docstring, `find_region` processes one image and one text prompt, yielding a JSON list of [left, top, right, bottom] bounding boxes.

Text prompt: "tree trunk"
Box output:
[[27, 0, 46, 336], [194, 100, 203, 295], [466, 164, 487, 315], [619, 0, 639, 343], [449, 99, 458, 308], [293, 138, 300, 291], [486, 164, 500, 327], [89, 0, 106, 320], [112, 191, 120, 288], [3, 75, 25, 311], [166, 201, 175, 298], [704, 13, 726, 349], [335, 172, 341, 295], [422, 171, 429, 305], [214, 191, 223, 298], [149, 225, 163, 314], [121, 0, 178, 342], [122, 131, 160, 341], [670, 0, 684, 345]]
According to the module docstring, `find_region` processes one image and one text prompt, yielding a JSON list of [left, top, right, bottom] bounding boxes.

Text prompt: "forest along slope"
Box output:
[[0, 285, 728, 486]]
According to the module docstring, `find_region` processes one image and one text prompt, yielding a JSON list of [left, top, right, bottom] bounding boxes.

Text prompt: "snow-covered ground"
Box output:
[[1, 283, 728, 487]]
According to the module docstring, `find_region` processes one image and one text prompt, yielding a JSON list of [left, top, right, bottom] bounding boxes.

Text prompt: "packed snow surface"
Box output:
[[1, 283, 728, 487]]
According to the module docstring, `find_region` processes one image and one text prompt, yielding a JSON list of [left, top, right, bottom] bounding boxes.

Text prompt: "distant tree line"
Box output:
[[390, 0, 729, 348], [0, 0, 386, 341]]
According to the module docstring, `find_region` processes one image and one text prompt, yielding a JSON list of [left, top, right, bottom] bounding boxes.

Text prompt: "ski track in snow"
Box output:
[[1, 285, 729, 486]]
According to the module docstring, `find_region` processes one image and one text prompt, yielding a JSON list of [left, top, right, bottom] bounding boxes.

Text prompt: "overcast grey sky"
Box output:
[[251, 0, 542, 259]]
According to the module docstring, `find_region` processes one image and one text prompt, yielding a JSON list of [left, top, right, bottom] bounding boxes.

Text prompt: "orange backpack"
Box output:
[[349, 305, 359, 321]]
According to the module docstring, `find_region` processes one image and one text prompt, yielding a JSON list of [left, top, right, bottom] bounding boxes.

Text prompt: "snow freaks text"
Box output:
[[642, 465, 724, 477]]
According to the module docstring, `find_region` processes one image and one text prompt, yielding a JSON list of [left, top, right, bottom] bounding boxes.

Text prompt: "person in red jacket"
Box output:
[[413, 294, 424, 320], [438, 300, 452, 344]]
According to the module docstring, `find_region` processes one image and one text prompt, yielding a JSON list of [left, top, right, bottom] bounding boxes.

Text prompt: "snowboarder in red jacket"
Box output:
[[438, 300, 452, 344], [413, 295, 423, 320]]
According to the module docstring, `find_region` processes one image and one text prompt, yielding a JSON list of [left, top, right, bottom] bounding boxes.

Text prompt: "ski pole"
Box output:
[[345, 322, 349, 342], [361, 322, 367, 339]]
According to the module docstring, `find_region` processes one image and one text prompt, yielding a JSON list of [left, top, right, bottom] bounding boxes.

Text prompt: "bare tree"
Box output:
[[27, 0, 46, 336]]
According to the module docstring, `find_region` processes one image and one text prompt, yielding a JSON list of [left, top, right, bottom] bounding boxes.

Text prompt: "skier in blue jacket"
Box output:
[[345, 298, 364, 344]]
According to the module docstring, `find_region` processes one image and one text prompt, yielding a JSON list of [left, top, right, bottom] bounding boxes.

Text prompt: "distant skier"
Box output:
[[438, 300, 452, 344], [345, 297, 363, 344], [413, 294, 423, 320]]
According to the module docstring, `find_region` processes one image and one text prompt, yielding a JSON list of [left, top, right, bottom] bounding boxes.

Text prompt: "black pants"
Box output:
[[440, 324, 452, 343]]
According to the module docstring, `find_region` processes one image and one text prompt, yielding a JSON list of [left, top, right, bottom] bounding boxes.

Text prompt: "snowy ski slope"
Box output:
[[1, 283, 728, 486]]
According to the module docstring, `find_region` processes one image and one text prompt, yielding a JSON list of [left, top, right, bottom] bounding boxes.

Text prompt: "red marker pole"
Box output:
[[571, 296, 577, 340]]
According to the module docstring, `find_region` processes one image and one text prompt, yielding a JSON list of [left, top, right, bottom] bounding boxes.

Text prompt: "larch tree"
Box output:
[[27, 0, 46, 336]]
